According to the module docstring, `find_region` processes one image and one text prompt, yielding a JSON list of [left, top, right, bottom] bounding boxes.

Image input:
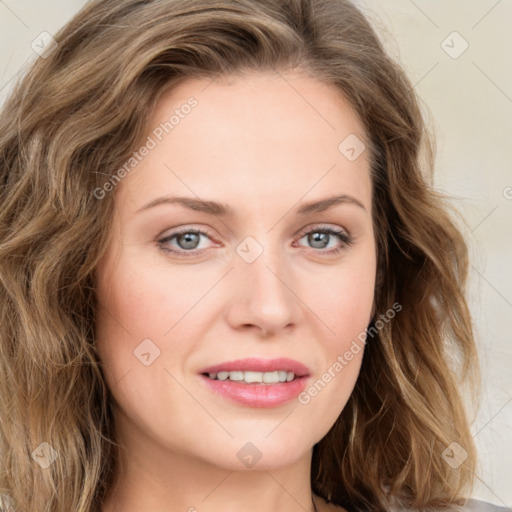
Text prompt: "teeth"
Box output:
[[207, 370, 297, 384], [262, 371, 279, 383], [244, 371, 262, 383]]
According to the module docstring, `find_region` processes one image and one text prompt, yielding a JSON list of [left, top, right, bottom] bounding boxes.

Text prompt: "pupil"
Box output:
[[309, 232, 328, 249], [178, 232, 199, 250]]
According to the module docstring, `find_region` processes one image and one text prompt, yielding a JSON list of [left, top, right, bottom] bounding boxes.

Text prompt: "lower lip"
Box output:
[[199, 374, 309, 407]]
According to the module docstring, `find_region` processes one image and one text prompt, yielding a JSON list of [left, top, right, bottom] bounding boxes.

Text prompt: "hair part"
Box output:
[[0, 1, 479, 511]]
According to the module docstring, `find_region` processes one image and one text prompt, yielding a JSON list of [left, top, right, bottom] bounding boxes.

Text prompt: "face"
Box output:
[[94, 70, 376, 472]]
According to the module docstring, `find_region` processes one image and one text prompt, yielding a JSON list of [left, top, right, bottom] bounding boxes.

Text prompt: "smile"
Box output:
[[205, 370, 297, 384]]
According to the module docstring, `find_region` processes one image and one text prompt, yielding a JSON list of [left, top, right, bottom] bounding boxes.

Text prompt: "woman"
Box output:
[[0, 1, 502, 511]]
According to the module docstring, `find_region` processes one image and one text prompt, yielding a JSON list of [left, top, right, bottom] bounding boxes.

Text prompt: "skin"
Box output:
[[95, 69, 376, 512]]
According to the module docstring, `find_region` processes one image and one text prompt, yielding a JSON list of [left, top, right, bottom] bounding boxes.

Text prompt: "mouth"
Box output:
[[199, 357, 309, 382], [202, 370, 299, 384], [198, 358, 310, 407]]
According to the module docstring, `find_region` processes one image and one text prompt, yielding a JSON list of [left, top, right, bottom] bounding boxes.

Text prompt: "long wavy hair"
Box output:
[[0, 1, 480, 511]]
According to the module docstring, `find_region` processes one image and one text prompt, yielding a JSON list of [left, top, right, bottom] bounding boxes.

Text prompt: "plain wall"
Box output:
[[1, 0, 511, 508]]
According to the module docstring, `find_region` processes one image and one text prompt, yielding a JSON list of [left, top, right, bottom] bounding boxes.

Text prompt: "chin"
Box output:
[[191, 434, 314, 472]]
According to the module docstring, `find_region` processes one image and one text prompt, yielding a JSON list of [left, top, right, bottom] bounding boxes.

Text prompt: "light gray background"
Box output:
[[0, 0, 510, 508]]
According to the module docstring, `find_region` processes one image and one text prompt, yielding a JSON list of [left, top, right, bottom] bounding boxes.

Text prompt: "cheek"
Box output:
[[307, 246, 376, 347], [96, 256, 201, 338], [297, 268, 372, 435], [94, 253, 213, 390], [94, 254, 164, 386], [298, 244, 375, 415]]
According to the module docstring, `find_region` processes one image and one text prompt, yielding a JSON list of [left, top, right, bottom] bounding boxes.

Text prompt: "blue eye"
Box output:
[[295, 226, 353, 255], [157, 228, 214, 256], [157, 225, 353, 258]]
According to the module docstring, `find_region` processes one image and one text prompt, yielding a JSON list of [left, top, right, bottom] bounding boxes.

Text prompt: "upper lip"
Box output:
[[199, 358, 310, 377]]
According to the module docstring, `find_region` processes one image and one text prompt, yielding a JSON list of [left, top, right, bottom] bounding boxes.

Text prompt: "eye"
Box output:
[[157, 228, 217, 257], [294, 225, 353, 255], [157, 225, 353, 258]]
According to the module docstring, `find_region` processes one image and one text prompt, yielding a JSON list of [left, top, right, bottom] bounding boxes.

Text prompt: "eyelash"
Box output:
[[157, 225, 353, 258]]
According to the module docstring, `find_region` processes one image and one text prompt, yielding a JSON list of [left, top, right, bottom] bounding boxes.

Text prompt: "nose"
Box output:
[[225, 241, 300, 338]]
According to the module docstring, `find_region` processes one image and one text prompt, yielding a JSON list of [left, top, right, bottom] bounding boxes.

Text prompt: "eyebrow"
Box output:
[[136, 193, 366, 215]]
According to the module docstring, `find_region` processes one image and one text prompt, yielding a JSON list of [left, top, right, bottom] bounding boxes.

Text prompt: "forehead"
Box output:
[[153, 70, 368, 149], [117, 70, 372, 214]]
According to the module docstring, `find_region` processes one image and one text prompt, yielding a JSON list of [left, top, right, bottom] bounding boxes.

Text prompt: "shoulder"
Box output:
[[313, 494, 347, 512], [463, 500, 511, 512], [312, 496, 510, 512], [395, 499, 511, 512]]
